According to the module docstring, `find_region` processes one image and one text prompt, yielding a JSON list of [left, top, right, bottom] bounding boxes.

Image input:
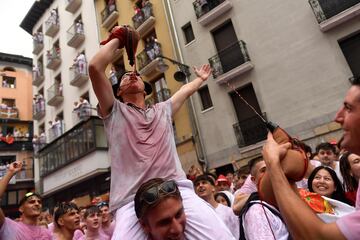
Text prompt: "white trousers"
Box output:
[[111, 179, 236, 240]]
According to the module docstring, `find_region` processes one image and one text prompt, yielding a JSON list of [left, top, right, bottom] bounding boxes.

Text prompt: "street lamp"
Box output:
[[156, 55, 191, 82]]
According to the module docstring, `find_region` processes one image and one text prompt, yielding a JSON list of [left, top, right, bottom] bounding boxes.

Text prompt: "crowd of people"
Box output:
[[1, 25, 360, 239]]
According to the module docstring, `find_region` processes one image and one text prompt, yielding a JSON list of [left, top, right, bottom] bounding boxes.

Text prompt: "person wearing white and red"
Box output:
[[0, 161, 52, 239], [262, 78, 360, 239], [194, 175, 239, 239], [240, 157, 289, 240], [89, 26, 235, 239]]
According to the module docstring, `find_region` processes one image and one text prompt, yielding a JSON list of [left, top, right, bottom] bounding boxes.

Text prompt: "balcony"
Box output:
[[48, 121, 65, 143], [209, 40, 253, 84], [45, 14, 59, 37], [38, 117, 108, 177], [233, 114, 267, 148], [47, 83, 63, 106], [65, 0, 82, 13], [132, 2, 155, 37], [101, 3, 119, 29], [145, 88, 171, 106], [32, 32, 44, 55], [69, 61, 89, 87], [67, 22, 85, 48], [193, 0, 232, 26], [309, 0, 360, 31], [0, 107, 19, 119], [72, 104, 97, 125], [0, 137, 33, 151], [137, 41, 163, 75], [16, 167, 34, 182], [46, 48, 61, 70], [32, 65, 44, 86], [33, 99, 46, 120]]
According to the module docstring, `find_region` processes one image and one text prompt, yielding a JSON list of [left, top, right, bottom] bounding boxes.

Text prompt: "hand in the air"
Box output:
[[193, 64, 212, 81], [8, 161, 23, 174]]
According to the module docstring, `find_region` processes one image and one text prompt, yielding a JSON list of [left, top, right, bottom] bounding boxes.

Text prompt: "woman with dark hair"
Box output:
[[308, 166, 351, 205], [340, 152, 360, 205], [214, 192, 231, 207]]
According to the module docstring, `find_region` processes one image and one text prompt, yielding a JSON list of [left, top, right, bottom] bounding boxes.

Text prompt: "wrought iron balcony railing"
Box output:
[[233, 114, 267, 148], [309, 0, 360, 23], [0, 107, 19, 119], [45, 12, 59, 37], [193, 0, 225, 18], [47, 83, 63, 106], [33, 99, 46, 120], [72, 104, 97, 125], [132, 2, 154, 29], [32, 65, 44, 86], [69, 60, 89, 87], [46, 47, 61, 70], [48, 121, 65, 143], [145, 88, 171, 105], [136, 42, 162, 71], [32, 32, 44, 55], [0, 137, 33, 151], [0, 166, 33, 180], [67, 21, 85, 48], [101, 2, 119, 28], [38, 117, 107, 177], [209, 40, 250, 79]]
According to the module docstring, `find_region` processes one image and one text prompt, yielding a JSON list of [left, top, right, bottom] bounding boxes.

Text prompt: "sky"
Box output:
[[0, 1, 35, 58]]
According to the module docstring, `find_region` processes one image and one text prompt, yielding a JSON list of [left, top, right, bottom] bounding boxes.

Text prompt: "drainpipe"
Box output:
[[163, 0, 209, 171]]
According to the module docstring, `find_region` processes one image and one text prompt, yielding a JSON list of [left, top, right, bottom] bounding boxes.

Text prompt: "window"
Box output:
[[198, 85, 213, 110], [2, 98, 15, 107], [154, 76, 170, 102], [182, 22, 195, 44], [339, 32, 360, 77], [2, 76, 16, 88], [2, 67, 15, 72]]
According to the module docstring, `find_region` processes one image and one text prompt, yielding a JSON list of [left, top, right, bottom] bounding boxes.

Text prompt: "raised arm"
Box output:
[[0, 161, 23, 227], [88, 38, 119, 116], [171, 64, 211, 116], [262, 133, 345, 240]]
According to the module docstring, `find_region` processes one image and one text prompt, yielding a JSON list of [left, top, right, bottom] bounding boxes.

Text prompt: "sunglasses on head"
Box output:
[[25, 192, 35, 198], [140, 180, 179, 206], [97, 201, 109, 208]]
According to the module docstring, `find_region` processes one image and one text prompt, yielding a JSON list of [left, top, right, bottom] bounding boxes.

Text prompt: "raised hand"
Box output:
[[8, 161, 23, 174], [193, 64, 212, 81], [262, 132, 291, 168]]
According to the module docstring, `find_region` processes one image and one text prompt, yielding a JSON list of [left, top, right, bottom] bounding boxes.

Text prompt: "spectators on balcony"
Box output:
[[107, 0, 116, 13], [75, 19, 84, 34], [33, 94, 45, 115], [32, 134, 39, 153], [73, 53, 87, 75], [48, 117, 63, 142], [32, 64, 41, 80], [32, 32, 43, 44], [73, 97, 92, 122], [141, 0, 151, 19], [145, 37, 160, 62], [49, 9, 58, 25]]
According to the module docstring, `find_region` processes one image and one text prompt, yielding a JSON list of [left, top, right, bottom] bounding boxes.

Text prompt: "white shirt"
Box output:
[[215, 203, 239, 239], [243, 201, 289, 240]]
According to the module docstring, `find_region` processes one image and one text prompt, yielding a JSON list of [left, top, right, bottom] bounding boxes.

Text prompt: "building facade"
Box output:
[[0, 52, 34, 219], [93, 0, 202, 171], [166, 0, 360, 173], [21, 0, 109, 209]]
